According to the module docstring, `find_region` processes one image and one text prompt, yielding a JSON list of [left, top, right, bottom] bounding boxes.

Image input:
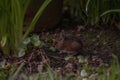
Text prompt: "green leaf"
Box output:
[[49, 46, 57, 52], [45, 37, 54, 43], [0, 35, 7, 47], [23, 37, 31, 45], [23, 0, 51, 39], [30, 35, 41, 47]]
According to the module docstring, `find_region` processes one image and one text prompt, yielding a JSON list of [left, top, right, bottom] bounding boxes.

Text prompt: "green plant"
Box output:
[[8, 63, 24, 80], [0, 0, 51, 55], [0, 68, 9, 80], [64, 0, 120, 25], [0, 57, 119, 80]]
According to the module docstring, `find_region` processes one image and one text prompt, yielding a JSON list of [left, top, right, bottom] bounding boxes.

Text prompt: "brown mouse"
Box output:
[[55, 34, 83, 55]]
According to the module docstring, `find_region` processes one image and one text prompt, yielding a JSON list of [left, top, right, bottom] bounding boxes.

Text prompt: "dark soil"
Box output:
[[1, 23, 120, 75]]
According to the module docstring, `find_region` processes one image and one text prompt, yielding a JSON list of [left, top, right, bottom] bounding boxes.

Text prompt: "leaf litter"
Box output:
[[0, 24, 119, 79]]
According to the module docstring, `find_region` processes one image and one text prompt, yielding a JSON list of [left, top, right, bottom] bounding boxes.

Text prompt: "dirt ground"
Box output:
[[1, 22, 120, 75]]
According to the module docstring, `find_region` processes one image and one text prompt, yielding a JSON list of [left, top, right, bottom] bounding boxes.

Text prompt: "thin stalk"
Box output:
[[23, 0, 51, 40], [86, 0, 91, 12], [100, 9, 120, 17]]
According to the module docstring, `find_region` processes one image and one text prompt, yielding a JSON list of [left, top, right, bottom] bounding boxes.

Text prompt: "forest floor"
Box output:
[[0, 22, 120, 79]]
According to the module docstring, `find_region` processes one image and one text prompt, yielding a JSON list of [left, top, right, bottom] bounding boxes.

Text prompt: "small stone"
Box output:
[[81, 69, 88, 77], [82, 78, 87, 80], [37, 64, 43, 72]]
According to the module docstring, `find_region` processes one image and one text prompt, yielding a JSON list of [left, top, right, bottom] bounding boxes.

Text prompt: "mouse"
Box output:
[[55, 34, 83, 55]]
